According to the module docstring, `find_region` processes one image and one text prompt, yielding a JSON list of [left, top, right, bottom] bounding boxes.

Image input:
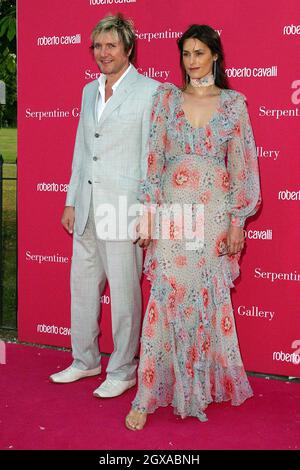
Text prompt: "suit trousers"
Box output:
[[70, 197, 143, 381]]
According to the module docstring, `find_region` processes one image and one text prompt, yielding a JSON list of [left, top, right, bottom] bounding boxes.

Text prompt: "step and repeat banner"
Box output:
[[17, 0, 300, 377]]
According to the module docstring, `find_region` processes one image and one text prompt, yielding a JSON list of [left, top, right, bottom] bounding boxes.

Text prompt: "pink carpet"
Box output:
[[0, 343, 299, 450]]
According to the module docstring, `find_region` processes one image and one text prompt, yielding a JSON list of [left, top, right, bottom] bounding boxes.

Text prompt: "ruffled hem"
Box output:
[[132, 365, 253, 421], [143, 247, 241, 294], [210, 254, 240, 305], [131, 400, 208, 423]]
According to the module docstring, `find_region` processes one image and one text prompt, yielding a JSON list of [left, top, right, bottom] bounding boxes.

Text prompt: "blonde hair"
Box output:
[[91, 13, 136, 62]]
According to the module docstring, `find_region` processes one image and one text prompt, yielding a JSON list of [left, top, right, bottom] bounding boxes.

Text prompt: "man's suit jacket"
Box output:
[[66, 65, 159, 238]]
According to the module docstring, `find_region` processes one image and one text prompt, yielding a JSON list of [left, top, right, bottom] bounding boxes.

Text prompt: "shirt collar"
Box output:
[[98, 63, 132, 98]]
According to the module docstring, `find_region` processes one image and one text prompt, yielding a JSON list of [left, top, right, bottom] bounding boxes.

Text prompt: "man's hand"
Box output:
[[61, 206, 75, 234], [227, 225, 245, 255]]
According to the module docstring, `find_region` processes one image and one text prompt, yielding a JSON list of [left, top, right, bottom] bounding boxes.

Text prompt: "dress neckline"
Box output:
[[178, 88, 224, 131]]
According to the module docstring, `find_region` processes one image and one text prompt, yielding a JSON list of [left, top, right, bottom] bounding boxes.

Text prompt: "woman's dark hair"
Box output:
[[177, 24, 229, 89]]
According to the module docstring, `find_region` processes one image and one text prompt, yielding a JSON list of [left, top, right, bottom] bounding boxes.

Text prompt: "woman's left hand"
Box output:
[[226, 226, 246, 255]]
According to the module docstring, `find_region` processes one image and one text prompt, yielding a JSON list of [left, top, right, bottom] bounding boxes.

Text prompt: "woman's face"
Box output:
[[182, 38, 217, 80]]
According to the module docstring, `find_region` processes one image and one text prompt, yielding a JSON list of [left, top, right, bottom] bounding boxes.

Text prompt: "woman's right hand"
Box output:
[[138, 236, 152, 248]]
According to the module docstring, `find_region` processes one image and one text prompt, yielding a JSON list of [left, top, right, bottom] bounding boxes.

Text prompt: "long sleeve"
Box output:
[[139, 85, 169, 208], [140, 85, 160, 181], [65, 87, 85, 207], [226, 95, 261, 227]]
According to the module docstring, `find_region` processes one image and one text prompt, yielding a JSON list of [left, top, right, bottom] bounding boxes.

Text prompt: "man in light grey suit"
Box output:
[[50, 14, 159, 398]]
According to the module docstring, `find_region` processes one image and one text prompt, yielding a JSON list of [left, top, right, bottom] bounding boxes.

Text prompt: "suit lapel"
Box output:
[[96, 65, 139, 129], [84, 80, 98, 127]]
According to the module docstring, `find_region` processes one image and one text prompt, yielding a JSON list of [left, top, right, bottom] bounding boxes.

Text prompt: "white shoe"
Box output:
[[49, 365, 101, 383], [93, 378, 136, 398]]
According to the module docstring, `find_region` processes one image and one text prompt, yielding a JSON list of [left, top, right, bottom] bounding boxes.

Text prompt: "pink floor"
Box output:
[[0, 343, 299, 450]]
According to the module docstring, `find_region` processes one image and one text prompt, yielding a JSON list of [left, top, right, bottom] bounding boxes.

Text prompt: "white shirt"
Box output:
[[96, 64, 132, 122]]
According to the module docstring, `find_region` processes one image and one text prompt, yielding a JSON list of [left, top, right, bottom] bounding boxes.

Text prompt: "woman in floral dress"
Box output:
[[125, 24, 261, 430]]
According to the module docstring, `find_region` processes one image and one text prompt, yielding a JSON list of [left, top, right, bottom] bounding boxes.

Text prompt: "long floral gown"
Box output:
[[132, 83, 261, 421]]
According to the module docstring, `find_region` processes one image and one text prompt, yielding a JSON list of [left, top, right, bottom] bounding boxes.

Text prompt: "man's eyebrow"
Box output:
[[94, 41, 118, 46]]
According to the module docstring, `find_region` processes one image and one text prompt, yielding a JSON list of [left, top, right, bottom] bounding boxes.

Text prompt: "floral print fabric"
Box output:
[[132, 83, 261, 421]]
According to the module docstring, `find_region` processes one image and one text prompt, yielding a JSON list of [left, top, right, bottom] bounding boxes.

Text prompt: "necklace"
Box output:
[[190, 73, 215, 88]]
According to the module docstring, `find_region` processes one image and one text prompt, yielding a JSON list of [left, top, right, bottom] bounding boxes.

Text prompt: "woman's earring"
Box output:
[[213, 60, 217, 80]]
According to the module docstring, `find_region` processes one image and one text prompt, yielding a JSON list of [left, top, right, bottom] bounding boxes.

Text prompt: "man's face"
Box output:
[[93, 30, 130, 77]]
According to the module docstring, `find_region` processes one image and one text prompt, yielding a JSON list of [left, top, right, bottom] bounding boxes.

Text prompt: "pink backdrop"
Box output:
[[17, 0, 300, 377]]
